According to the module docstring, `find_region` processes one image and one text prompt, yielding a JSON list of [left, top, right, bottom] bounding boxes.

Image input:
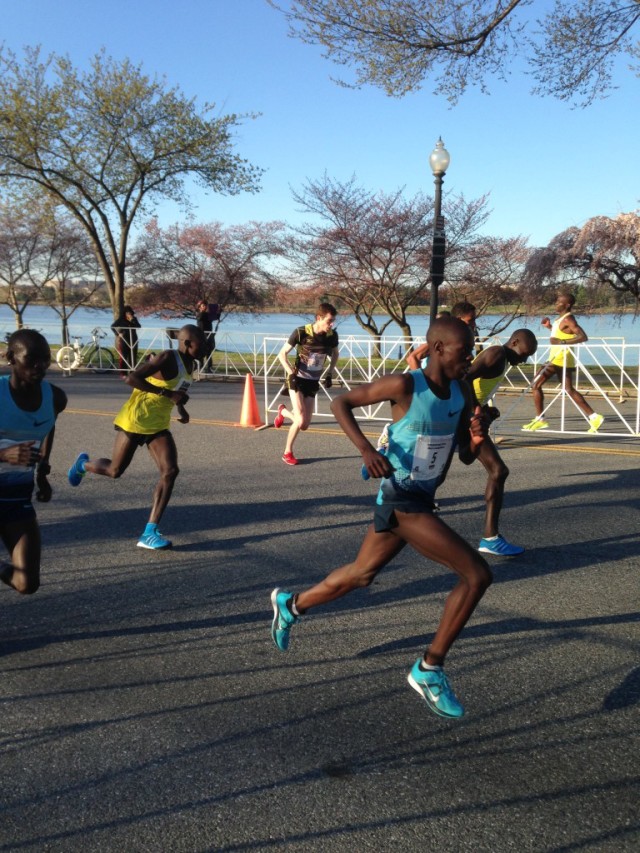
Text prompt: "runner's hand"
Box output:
[[323, 374, 333, 389], [469, 405, 486, 449], [361, 445, 394, 479], [482, 404, 501, 423], [35, 472, 52, 502], [177, 405, 190, 424], [0, 441, 39, 467]]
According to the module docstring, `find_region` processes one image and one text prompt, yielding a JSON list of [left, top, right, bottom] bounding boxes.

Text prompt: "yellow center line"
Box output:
[[516, 442, 640, 457], [65, 409, 640, 456]]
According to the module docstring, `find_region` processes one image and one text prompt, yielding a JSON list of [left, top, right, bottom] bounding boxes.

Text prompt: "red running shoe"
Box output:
[[282, 451, 299, 466], [274, 404, 286, 429]]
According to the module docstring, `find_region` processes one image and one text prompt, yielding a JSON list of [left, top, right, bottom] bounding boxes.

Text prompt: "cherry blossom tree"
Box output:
[[287, 174, 491, 353], [132, 219, 287, 329], [524, 213, 640, 308]]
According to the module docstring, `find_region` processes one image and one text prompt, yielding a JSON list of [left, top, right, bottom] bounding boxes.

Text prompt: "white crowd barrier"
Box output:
[[4, 321, 640, 437]]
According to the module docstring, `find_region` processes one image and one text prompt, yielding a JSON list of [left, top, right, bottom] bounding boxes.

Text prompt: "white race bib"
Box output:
[[410, 434, 453, 481], [306, 352, 325, 370]]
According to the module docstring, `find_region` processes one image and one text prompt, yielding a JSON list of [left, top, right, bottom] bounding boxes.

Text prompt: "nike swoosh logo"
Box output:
[[32, 420, 50, 427], [448, 410, 461, 417]]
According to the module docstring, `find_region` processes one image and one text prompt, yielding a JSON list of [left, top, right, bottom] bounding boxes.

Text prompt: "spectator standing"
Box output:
[[112, 305, 141, 372], [196, 299, 214, 362]]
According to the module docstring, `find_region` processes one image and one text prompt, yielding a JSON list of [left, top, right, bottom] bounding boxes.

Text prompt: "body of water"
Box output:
[[2, 304, 640, 346]]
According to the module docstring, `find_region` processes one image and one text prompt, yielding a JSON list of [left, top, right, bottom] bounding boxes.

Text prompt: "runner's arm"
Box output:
[[277, 342, 295, 377], [328, 345, 339, 374], [331, 374, 411, 479], [551, 314, 588, 345], [406, 342, 429, 370], [125, 351, 187, 405], [35, 384, 68, 502], [456, 384, 486, 465]]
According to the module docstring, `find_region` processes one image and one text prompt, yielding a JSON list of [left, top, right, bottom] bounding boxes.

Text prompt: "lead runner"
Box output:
[[271, 316, 492, 719]]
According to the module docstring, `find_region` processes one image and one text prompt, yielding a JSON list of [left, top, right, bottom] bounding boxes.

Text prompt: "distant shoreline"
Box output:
[[5, 300, 640, 318]]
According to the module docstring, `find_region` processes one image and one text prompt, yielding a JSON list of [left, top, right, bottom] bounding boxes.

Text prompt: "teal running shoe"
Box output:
[[478, 535, 524, 556], [137, 529, 172, 550], [271, 588, 297, 651], [407, 658, 465, 719], [68, 452, 89, 487]]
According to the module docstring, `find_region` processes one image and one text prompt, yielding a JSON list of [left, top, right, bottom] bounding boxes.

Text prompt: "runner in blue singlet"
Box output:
[[1, 330, 67, 595], [270, 317, 493, 720]]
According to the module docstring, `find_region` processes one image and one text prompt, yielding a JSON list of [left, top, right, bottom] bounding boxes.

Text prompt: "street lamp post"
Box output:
[[428, 137, 450, 324]]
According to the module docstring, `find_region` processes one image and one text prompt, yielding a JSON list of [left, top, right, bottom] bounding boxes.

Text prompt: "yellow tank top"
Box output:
[[549, 313, 576, 368], [114, 351, 192, 434], [473, 373, 503, 406], [471, 348, 506, 405]]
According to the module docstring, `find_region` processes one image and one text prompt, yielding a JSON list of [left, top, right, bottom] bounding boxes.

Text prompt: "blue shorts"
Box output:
[[374, 478, 436, 533]]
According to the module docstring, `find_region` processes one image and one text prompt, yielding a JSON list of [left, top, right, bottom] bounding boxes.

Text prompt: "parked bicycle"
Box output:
[[56, 327, 117, 372]]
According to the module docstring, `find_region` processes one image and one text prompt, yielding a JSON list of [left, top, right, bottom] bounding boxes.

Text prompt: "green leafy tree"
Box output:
[[0, 47, 262, 319], [0, 195, 44, 328], [0, 192, 102, 339], [272, 0, 640, 105]]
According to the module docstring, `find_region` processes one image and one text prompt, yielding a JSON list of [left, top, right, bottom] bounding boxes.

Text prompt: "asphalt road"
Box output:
[[1, 373, 639, 852]]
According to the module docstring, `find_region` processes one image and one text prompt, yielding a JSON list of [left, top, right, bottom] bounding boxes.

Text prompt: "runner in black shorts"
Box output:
[[67, 325, 205, 550], [1, 330, 67, 595], [271, 318, 492, 719], [274, 303, 340, 465]]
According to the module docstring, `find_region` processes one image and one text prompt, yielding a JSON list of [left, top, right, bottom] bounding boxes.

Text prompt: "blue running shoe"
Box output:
[[478, 535, 524, 556], [137, 528, 172, 550], [271, 588, 297, 651], [407, 659, 464, 719], [68, 452, 89, 486]]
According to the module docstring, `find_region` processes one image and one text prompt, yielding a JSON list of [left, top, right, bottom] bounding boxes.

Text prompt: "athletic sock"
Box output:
[[484, 535, 499, 542], [419, 661, 443, 672], [290, 597, 301, 617]]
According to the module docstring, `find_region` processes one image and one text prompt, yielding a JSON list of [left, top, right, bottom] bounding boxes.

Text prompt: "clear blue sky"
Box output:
[[2, 0, 638, 248]]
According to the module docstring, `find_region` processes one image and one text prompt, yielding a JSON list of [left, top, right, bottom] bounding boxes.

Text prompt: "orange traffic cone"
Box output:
[[235, 373, 265, 428]]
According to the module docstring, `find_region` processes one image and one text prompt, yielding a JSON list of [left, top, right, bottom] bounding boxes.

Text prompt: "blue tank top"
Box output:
[[377, 369, 464, 504], [0, 377, 55, 500]]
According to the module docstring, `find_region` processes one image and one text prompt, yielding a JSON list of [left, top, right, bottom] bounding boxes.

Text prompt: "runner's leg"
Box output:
[[84, 429, 138, 478], [562, 369, 595, 418], [295, 523, 406, 611], [0, 517, 41, 595], [391, 510, 492, 666], [146, 432, 179, 525], [531, 363, 554, 417], [284, 390, 313, 455], [477, 437, 508, 539]]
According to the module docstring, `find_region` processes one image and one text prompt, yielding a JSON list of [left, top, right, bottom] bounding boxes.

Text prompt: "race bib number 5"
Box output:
[[411, 434, 453, 481]]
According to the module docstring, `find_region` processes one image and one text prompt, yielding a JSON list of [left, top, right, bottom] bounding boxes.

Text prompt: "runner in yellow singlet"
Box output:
[[67, 324, 205, 550], [465, 329, 538, 556], [522, 293, 604, 433]]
